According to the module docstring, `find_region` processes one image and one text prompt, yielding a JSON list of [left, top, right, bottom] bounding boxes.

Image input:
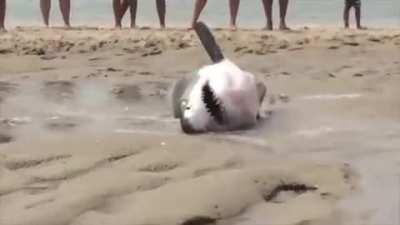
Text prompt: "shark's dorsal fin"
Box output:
[[194, 22, 225, 63]]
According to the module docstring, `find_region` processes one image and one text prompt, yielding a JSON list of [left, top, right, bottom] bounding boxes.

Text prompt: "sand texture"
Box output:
[[0, 27, 400, 225]]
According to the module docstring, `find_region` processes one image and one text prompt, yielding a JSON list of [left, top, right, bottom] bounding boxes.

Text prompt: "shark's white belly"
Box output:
[[187, 59, 259, 130]]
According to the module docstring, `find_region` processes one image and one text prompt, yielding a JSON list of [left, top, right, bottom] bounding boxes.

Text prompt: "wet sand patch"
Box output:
[[0, 81, 17, 94], [41, 80, 75, 102], [0, 133, 13, 144], [0, 82, 18, 102], [44, 115, 87, 132], [45, 120, 78, 131], [112, 84, 142, 102]]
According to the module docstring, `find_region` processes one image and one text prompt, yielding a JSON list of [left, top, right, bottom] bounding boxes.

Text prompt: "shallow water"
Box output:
[[1, 79, 399, 145], [6, 0, 400, 28], [0, 80, 175, 140]]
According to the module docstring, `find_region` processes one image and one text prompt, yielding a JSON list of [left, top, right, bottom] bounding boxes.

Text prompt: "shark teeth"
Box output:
[[202, 81, 225, 125]]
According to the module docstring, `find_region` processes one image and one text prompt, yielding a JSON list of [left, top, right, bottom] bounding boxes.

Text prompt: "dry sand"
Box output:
[[0, 27, 400, 225]]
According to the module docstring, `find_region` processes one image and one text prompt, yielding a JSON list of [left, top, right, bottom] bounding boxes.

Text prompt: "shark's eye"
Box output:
[[181, 100, 190, 110]]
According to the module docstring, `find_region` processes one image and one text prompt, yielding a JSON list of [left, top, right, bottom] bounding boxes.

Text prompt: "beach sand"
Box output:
[[0, 27, 400, 225]]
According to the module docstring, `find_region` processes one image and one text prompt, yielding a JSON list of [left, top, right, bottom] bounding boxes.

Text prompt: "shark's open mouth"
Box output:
[[202, 81, 225, 125]]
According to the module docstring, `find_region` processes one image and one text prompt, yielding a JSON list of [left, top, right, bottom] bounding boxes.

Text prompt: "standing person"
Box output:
[[114, 0, 166, 29], [344, 0, 365, 29], [40, 0, 71, 27], [0, 0, 5, 31], [261, 0, 290, 30], [190, 0, 240, 30]]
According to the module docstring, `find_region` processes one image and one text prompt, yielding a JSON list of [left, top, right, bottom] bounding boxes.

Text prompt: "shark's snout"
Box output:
[[180, 118, 201, 134]]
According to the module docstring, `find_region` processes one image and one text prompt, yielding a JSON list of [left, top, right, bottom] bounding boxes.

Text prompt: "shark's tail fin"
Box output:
[[194, 22, 225, 63]]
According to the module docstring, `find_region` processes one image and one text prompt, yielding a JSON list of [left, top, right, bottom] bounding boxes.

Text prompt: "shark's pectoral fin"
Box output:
[[171, 77, 190, 118], [257, 82, 267, 105], [256, 82, 267, 120]]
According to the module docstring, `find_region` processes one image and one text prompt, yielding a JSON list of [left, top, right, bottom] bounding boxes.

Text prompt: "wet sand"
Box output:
[[0, 27, 400, 225]]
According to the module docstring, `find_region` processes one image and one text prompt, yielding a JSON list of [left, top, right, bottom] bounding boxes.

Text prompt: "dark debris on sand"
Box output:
[[263, 183, 318, 202], [182, 216, 217, 225]]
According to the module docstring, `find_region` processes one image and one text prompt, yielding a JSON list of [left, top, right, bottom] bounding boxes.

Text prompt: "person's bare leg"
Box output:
[[156, 0, 166, 28], [261, 0, 273, 30], [190, 0, 207, 29], [0, 0, 5, 31], [40, 0, 51, 27], [113, 0, 123, 28], [343, 3, 351, 29], [354, 5, 365, 29], [123, 0, 137, 28], [279, 0, 289, 30], [114, 0, 130, 28], [59, 0, 70, 27], [229, 0, 239, 30]]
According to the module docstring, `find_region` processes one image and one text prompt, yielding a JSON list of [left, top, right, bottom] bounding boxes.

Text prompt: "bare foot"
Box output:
[[230, 24, 237, 31], [357, 26, 367, 30], [279, 23, 291, 30], [264, 22, 273, 30], [263, 25, 273, 31]]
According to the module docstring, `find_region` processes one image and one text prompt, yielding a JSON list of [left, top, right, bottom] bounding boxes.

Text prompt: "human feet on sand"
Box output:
[[159, 23, 166, 29], [344, 25, 367, 30], [263, 23, 273, 31], [279, 22, 290, 30], [266, 20, 273, 30], [188, 22, 196, 30]]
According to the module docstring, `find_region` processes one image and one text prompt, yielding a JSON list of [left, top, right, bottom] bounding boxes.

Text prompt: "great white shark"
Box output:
[[171, 22, 266, 134]]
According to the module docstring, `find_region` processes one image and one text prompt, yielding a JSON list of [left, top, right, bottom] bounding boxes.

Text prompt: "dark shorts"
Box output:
[[345, 0, 361, 7]]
